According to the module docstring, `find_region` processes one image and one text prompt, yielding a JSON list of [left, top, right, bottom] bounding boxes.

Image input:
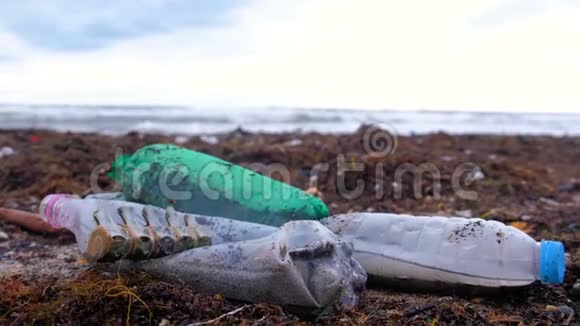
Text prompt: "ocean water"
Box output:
[[0, 104, 579, 136]]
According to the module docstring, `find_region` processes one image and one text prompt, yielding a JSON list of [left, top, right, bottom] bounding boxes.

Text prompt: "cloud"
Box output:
[[0, 0, 243, 50], [0, 27, 43, 61], [0, 0, 579, 112]]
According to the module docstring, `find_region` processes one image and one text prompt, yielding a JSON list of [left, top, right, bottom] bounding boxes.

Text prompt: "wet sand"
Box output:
[[0, 128, 578, 324]]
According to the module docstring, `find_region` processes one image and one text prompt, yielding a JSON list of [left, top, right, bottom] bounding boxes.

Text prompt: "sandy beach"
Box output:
[[0, 128, 578, 324]]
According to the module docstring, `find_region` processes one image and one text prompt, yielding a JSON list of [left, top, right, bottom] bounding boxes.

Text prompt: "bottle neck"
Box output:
[[534, 242, 542, 280], [39, 194, 76, 228]]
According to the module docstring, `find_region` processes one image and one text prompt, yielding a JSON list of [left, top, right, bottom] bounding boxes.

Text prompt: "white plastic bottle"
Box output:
[[324, 213, 565, 287]]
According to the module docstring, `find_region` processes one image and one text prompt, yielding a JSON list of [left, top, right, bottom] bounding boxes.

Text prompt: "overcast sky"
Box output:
[[0, 0, 579, 112]]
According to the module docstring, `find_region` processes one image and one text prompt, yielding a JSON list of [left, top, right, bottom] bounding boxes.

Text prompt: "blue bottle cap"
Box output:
[[539, 240, 565, 284]]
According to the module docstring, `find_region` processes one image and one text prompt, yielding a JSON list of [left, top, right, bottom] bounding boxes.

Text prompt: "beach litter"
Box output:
[[41, 194, 565, 290], [39, 195, 274, 262], [40, 195, 210, 262], [109, 144, 329, 226], [38, 195, 365, 311], [103, 144, 566, 289], [127, 220, 366, 311], [325, 213, 565, 287], [0, 146, 15, 159]]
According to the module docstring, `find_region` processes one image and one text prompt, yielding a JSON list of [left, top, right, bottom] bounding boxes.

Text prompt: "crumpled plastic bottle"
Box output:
[[131, 220, 367, 310]]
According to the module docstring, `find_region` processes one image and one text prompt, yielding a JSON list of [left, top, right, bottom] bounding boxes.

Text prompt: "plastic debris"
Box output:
[[63, 194, 283, 244], [110, 144, 329, 226], [40, 195, 212, 262], [324, 213, 566, 287], [130, 220, 366, 311], [39, 195, 365, 310], [0, 146, 15, 158], [38, 194, 565, 310]]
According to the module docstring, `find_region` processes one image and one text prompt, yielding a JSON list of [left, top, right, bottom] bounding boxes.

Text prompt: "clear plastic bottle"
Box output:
[[39, 195, 275, 262], [324, 213, 565, 287], [132, 220, 367, 310], [40, 194, 130, 261]]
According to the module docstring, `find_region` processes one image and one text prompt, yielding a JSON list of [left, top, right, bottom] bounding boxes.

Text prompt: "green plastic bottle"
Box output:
[[110, 144, 329, 226]]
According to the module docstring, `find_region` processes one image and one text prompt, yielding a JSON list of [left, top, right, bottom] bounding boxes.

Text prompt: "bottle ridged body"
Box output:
[[325, 213, 540, 287]]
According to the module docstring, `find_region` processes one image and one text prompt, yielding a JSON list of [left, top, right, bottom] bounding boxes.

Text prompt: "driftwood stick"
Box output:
[[0, 207, 59, 233]]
